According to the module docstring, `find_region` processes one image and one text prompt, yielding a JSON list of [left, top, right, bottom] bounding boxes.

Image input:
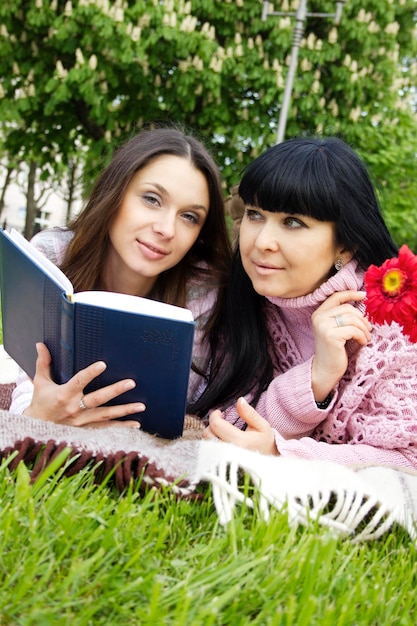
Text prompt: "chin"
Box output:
[[253, 286, 278, 298]]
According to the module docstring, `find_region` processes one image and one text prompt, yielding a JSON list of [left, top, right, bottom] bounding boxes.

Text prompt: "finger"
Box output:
[[206, 409, 222, 434], [33, 342, 53, 382], [68, 401, 146, 426], [236, 397, 270, 431], [85, 419, 141, 430], [319, 290, 366, 311], [331, 312, 372, 336], [82, 377, 137, 408], [208, 410, 247, 444], [202, 425, 219, 441], [335, 325, 372, 347], [66, 360, 108, 395]]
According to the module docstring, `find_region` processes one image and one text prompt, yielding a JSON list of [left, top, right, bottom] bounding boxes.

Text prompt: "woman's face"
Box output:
[[239, 207, 344, 299], [106, 155, 209, 296]]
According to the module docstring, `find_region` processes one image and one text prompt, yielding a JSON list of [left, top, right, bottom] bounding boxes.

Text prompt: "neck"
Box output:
[[101, 266, 156, 298]]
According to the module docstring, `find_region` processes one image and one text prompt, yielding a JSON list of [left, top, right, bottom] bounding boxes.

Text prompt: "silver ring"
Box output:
[[79, 396, 87, 410], [334, 314, 345, 328]]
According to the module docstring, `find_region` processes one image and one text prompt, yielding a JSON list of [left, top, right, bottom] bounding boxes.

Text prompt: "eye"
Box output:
[[142, 193, 161, 207], [283, 216, 306, 229], [181, 212, 200, 225], [245, 208, 264, 221]]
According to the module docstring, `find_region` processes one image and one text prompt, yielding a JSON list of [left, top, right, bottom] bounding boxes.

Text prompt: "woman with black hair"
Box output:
[[194, 136, 417, 468]]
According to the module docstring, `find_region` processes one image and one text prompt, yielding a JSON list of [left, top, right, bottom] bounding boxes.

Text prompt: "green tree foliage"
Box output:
[[0, 0, 416, 245]]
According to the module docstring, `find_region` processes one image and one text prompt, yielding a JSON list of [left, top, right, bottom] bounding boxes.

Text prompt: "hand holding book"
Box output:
[[24, 342, 146, 428], [0, 127, 232, 438], [0, 228, 195, 438]]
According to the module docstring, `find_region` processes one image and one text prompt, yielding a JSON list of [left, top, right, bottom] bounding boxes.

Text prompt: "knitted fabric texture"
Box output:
[[266, 264, 417, 454], [0, 409, 206, 496], [200, 443, 417, 543], [222, 260, 417, 467], [314, 321, 417, 449], [1, 410, 417, 543], [0, 345, 18, 411], [0, 384, 15, 411]]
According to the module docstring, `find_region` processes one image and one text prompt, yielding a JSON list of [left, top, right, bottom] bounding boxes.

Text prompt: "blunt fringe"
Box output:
[[190, 136, 399, 417], [239, 136, 397, 268]]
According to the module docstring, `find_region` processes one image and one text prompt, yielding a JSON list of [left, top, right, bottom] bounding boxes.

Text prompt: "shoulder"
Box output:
[[30, 228, 74, 266], [185, 262, 219, 321]]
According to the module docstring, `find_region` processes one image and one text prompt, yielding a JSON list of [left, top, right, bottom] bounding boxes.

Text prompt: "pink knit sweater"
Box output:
[[222, 260, 417, 468], [10, 228, 215, 414]]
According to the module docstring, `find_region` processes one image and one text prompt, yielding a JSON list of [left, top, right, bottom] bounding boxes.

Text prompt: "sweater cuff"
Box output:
[[266, 357, 336, 434], [275, 432, 415, 468]]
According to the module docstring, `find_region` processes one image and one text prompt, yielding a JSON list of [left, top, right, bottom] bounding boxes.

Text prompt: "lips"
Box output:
[[138, 240, 170, 259], [253, 259, 282, 272], [255, 262, 279, 270]]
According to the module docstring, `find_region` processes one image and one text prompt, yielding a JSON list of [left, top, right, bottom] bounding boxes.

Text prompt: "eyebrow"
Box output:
[[144, 181, 209, 213]]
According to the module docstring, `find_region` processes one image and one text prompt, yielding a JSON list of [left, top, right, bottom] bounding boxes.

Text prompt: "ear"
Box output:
[[336, 247, 354, 266]]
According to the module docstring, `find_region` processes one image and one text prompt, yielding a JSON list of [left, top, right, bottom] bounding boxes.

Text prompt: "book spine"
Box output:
[[42, 279, 66, 384], [73, 305, 105, 368], [59, 293, 75, 384]]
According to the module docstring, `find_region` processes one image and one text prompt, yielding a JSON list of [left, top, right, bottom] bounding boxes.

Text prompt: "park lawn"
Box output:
[[0, 455, 416, 626], [0, 314, 416, 624]]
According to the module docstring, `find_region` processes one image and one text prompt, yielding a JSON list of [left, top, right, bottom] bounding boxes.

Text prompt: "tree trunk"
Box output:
[[24, 161, 37, 240], [66, 159, 77, 224], [0, 165, 14, 225]]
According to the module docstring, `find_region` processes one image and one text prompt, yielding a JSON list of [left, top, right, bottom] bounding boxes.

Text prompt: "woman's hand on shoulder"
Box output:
[[22, 342, 145, 428], [311, 290, 372, 400], [202, 397, 279, 456]]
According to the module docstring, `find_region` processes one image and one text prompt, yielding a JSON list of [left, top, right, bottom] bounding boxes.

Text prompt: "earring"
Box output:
[[335, 258, 343, 271]]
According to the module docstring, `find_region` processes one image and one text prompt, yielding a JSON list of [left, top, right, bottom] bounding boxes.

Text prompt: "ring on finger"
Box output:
[[79, 396, 88, 410], [334, 314, 345, 328]]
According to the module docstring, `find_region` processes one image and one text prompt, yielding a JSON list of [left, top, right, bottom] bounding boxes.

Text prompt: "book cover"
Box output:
[[0, 228, 195, 439]]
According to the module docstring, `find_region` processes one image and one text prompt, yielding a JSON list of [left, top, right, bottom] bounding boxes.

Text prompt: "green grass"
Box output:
[[0, 316, 416, 624], [0, 454, 415, 626]]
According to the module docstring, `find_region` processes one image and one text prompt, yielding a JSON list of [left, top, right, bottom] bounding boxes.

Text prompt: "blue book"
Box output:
[[0, 228, 196, 439]]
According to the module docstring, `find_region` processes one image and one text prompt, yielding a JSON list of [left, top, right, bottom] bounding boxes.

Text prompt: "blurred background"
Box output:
[[0, 0, 416, 248]]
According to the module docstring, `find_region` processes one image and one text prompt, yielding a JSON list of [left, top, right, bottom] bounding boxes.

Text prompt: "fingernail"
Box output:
[[93, 361, 106, 372], [134, 403, 146, 412], [124, 380, 136, 390]]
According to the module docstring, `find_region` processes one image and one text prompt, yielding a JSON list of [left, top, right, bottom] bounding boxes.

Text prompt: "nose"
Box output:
[[255, 222, 279, 252], [152, 211, 176, 239]]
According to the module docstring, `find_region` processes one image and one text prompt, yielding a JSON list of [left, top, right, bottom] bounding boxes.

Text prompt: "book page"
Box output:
[[6, 228, 73, 295], [73, 291, 194, 322], [4, 229, 193, 322]]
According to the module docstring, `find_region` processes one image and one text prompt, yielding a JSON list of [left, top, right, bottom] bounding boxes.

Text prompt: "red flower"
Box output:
[[364, 245, 417, 339]]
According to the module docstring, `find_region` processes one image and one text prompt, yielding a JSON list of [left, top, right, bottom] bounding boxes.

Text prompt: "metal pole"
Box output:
[[276, 0, 307, 143], [334, 1, 345, 25]]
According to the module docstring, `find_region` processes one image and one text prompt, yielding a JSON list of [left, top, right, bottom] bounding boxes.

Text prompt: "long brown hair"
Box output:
[[60, 126, 231, 307]]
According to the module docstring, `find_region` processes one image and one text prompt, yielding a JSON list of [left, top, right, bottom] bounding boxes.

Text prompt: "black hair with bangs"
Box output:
[[188, 136, 399, 418], [239, 136, 397, 268]]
